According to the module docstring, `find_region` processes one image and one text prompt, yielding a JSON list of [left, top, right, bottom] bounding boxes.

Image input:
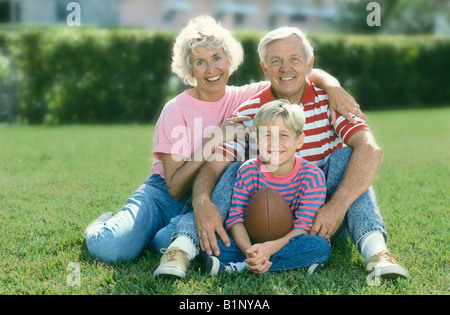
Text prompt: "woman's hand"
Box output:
[[327, 85, 367, 125], [206, 116, 251, 149]]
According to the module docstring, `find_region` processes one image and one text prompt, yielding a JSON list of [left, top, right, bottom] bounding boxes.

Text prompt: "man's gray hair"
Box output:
[[171, 16, 244, 86], [258, 27, 314, 65]]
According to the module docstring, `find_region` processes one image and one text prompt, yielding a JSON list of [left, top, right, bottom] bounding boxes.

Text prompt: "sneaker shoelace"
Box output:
[[160, 248, 186, 261], [373, 250, 399, 264], [224, 263, 239, 272]]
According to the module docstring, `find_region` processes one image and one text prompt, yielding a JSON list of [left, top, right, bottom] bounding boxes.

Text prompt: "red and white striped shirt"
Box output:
[[216, 81, 370, 168]]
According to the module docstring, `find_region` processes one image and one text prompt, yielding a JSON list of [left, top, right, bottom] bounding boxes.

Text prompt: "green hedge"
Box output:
[[0, 30, 12, 121], [13, 28, 174, 124], [1, 28, 449, 124], [309, 34, 450, 110]]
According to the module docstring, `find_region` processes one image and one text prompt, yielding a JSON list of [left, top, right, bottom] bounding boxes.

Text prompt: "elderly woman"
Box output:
[[84, 16, 362, 264]]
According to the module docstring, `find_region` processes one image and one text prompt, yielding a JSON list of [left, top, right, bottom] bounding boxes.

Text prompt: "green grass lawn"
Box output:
[[0, 107, 449, 295]]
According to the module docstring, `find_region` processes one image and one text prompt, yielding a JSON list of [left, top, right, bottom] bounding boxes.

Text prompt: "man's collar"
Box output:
[[263, 80, 314, 105]]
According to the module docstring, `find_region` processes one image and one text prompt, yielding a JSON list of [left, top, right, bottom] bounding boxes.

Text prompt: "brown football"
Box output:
[[244, 187, 293, 243]]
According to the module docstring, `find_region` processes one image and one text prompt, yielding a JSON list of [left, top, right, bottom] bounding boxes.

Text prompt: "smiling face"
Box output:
[[258, 116, 305, 176], [260, 35, 314, 105], [189, 45, 231, 102]]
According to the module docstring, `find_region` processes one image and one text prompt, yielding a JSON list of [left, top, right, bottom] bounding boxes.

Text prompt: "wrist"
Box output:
[[192, 194, 213, 211], [195, 137, 216, 164], [328, 191, 352, 214], [261, 241, 277, 258], [205, 127, 226, 152]]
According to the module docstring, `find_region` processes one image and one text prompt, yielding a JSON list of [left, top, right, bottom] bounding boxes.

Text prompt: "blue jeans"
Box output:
[[324, 147, 388, 248], [151, 161, 243, 252], [152, 147, 388, 256], [84, 175, 193, 263], [213, 234, 330, 273]]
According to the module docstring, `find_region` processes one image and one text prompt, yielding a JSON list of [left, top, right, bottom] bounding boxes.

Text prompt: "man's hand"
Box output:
[[194, 199, 230, 256], [308, 200, 346, 240]]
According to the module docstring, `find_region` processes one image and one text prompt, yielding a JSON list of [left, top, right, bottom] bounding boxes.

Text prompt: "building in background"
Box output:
[[12, 0, 339, 32], [2, 0, 449, 34], [120, 0, 339, 32]]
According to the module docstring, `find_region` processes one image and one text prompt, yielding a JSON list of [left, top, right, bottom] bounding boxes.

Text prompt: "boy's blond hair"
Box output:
[[253, 99, 305, 136]]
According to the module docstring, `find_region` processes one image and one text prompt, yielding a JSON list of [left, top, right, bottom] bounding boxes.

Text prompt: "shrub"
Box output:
[[309, 34, 450, 110], [229, 30, 267, 86], [15, 28, 174, 124], [0, 30, 12, 122], [2, 28, 449, 124]]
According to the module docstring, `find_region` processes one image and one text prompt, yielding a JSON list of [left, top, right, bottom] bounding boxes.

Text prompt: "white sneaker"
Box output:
[[153, 247, 189, 278], [307, 263, 324, 275], [364, 251, 409, 280], [205, 256, 246, 275]]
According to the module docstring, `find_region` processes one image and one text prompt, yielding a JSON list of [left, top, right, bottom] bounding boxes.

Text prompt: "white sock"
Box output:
[[168, 236, 198, 260], [359, 231, 389, 262]]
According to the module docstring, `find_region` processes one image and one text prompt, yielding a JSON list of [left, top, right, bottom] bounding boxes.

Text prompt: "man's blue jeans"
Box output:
[[323, 147, 387, 248], [152, 147, 388, 257]]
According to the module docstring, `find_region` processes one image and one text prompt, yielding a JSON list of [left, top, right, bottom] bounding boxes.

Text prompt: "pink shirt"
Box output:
[[151, 82, 269, 178]]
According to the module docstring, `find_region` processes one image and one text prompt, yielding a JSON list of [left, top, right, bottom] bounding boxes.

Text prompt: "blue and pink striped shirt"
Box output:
[[225, 156, 326, 232]]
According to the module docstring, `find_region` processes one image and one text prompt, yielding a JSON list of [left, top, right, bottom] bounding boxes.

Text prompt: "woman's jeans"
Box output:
[[150, 161, 244, 253], [84, 175, 193, 263], [152, 147, 388, 258]]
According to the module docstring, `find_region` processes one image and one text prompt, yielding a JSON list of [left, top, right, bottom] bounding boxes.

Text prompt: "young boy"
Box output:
[[206, 99, 330, 275]]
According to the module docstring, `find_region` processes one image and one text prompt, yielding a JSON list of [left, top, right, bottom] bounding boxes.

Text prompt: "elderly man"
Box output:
[[154, 27, 408, 280]]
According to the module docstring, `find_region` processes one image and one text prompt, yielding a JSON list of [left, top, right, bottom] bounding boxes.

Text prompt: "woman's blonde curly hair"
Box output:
[[171, 16, 244, 86]]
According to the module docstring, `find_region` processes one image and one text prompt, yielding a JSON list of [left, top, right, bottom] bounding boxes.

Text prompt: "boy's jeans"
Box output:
[[214, 233, 331, 273], [152, 147, 388, 256]]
